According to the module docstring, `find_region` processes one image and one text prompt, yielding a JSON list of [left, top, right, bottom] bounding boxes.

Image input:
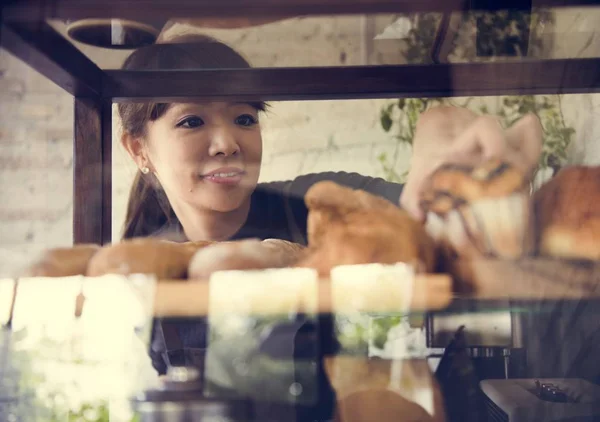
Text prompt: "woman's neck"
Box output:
[[172, 199, 251, 242]]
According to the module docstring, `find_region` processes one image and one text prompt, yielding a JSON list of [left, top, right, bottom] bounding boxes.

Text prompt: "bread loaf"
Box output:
[[297, 181, 436, 275], [534, 166, 600, 260], [188, 239, 305, 280], [23, 244, 100, 277], [87, 238, 212, 279]]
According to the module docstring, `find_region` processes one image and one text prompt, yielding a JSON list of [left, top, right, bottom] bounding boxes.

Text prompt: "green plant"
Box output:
[[402, 13, 443, 64], [494, 95, 574, 175], [375, 9, 571, 182], [473, 8, 554, 58], [377, 98, 447, 183], [377, 94, 574, 182]]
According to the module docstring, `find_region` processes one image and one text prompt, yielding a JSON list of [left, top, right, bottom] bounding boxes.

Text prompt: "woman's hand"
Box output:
[[400, 106, 543, 220]]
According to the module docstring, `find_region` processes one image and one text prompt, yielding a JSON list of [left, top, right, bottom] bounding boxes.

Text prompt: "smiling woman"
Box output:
[[122, 101, 264, 241], [116, 35, 544, 388], [117, 34, 408, 379], [118, 34, 270, 241], [118, 34, 406, 246]]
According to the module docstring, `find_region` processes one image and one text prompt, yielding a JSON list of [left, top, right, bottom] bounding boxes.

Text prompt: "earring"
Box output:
[[141, 166, 150, 174]]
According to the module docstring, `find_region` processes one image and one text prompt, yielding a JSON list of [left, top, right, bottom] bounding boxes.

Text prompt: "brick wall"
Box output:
[[0, 48, 74, 276]]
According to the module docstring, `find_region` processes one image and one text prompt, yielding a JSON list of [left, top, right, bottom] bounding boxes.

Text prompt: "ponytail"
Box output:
[[122, 171, 178, 239]]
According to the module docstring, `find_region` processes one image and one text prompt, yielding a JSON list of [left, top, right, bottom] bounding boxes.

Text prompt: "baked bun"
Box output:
[[534, 166, 600, 260], [297, 181, 436, 275], [420, 159, 533, 259], [325, 356, 446, 422], [188, 239, 305, 279], [87, 238, 211, 279], [23, 244, 100, 277]]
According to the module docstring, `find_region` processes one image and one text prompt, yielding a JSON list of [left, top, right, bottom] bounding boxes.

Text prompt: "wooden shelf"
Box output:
[[152, 274, 453, 317], [457, 257, 600, 300], [151, 257, 600, 318]]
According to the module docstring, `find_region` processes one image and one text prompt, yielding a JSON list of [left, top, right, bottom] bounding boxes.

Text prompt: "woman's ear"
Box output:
[[121, 132, 150, 171]]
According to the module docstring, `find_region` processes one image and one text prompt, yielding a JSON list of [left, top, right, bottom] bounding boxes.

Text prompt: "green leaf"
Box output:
[[380, 109, 393, 132]]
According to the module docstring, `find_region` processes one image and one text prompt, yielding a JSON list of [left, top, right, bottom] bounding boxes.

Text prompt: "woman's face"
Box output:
[[142, 102, 263, 213]]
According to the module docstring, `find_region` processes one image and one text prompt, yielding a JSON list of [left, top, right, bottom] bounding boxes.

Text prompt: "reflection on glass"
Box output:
[[48, 7, 600, 70], [1, 275, 157, 422], [205, 268, 319, 406]]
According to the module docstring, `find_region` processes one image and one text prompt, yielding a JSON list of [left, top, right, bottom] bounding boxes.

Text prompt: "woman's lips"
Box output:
[[200, 167, 245, 185]]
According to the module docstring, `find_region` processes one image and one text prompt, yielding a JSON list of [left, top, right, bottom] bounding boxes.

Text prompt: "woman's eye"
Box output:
[[176, 116, 204, 129], [235, 114, 258, 127]]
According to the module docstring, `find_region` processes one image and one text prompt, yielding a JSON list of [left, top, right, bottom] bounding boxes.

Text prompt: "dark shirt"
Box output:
[[150, 171, 404, 375]]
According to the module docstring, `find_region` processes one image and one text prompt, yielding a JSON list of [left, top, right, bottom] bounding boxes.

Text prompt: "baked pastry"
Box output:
[[534, 165, 600, 260], [22, 244, 101, 277], [188, 239, 305, 280], [420, 159, 534, 259], [87, 238, 212, 279], [297, 181, 436, 276], [325, 356, 446, 422]]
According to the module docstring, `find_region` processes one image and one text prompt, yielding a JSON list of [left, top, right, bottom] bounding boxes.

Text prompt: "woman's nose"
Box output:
[[208, 125, 240, 157]]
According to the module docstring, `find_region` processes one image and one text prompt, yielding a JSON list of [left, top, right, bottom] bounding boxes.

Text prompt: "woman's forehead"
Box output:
[[169, 102, 254, 112]]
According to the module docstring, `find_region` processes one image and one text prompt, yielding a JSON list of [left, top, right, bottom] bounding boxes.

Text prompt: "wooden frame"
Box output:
[[73, 98, 112, 245], [105, 59, 600, 102], [4, 0, 600, 21], [2, 0, 600, 245]]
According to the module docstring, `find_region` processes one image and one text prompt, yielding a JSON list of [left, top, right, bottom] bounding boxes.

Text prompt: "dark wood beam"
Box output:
[[74, 97, 112, 245], [103, 58, 600, 102], [4, 0, 600, 21], [101, 101, 113, 244], [0, 21, 103, 97]]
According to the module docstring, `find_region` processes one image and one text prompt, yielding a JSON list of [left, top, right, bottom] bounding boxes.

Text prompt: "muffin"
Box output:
[[534, 165, 600, 260], [420, 159, 534, 259]]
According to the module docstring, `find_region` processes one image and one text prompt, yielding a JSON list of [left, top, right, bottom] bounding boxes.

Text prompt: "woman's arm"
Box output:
[[401, 106, 543, 220]]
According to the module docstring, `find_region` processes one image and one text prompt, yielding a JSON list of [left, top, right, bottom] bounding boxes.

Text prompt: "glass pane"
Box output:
[[47, 6, 600, 70], [0, 48, 74, 279], [3, 1, 600, 420]]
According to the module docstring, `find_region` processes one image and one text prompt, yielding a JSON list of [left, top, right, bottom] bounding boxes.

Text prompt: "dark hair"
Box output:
[[119, 34, 266, 240]]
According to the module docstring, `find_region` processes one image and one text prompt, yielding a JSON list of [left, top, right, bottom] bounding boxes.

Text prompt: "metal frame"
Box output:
[[2, 0, 600, 244]]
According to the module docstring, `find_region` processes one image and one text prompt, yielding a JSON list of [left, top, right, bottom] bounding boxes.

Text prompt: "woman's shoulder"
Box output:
[[257, 171, 404, 203]]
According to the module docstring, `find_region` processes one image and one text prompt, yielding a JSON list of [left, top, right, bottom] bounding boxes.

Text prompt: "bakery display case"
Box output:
[[2, 0, 600, 421]]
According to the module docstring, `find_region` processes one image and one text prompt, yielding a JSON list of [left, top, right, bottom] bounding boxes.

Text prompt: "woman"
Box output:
[[120, 33, 543, 245], [118, 34, 543, 404]]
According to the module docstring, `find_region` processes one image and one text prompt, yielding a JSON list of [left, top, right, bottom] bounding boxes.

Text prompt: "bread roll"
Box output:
[[534, 166, 600, 260], [325, 356, 446, 422], [188, 239, 305, 280], [87, 238, 211, 279], [23, 244, 100, 277], [298, 181, 436, 275]]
